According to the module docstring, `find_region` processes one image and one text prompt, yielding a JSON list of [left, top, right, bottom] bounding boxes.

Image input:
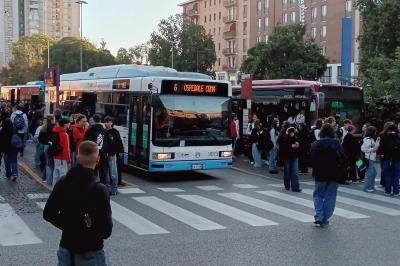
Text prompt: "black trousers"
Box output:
[[96, 155, 110, 188], [116, 154, 123, 185]]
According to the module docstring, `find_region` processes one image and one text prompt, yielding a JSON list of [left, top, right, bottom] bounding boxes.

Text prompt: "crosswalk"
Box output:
[[1, 183, 400, 247]]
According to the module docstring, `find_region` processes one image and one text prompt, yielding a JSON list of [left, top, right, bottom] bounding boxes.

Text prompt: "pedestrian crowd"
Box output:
[[232, 111, 400, 227]]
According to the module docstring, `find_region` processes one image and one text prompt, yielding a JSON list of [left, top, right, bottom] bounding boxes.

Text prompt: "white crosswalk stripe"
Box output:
[[257, 191, 369, 219], [177, 195, 278, 226], [219, 193, 315, 222], [0, 195, 5, 202], [133, 196, 225, 231], [110, 201, 169, 235], [232, 184, 259, 189], [301, 189, 400, 216], [196, 185, 223, 191], [0, 203, 42, 246], [338, 187, 400, 206], [26, 193, 50, 200], [118, 188, 145, 194], [36, 202, 46, 210], [157, 188, 185, 192]]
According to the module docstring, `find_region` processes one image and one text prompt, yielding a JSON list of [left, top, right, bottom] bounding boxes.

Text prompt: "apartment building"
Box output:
[[0, 0, 80, 67], [179, 0, 360, 85]]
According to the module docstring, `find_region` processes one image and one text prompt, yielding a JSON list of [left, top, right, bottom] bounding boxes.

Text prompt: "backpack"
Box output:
[[259, 129, 274, 151], [47, 132, 63, 157], [11, 134, 24, 152], [309, 128, 317, 143], [13, 113, 25, 131]]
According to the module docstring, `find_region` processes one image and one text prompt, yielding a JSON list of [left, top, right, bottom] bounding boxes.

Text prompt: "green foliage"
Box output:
[[116, 48, 132, 64], [50, 37, 115, 74], [241, 24, 328, 80], [116, 44, 149, 65], [357, 0, 400, 97], [365, 96, 400, 130], [148, 14, 216, 73], [1, 34, 54, 85]]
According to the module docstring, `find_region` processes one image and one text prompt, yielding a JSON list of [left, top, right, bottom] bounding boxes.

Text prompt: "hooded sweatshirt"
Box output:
[[71, 124, 87, 153], [53, 126, 71, 163]]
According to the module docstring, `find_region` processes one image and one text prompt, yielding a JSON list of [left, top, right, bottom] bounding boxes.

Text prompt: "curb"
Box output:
[[232, 166, 273, 179], [18, 161, 139, 191]]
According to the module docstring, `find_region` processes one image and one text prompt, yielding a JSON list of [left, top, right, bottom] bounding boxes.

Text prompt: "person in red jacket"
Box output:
[[71, 115, 88, 166], [52, 118, 71, 185]]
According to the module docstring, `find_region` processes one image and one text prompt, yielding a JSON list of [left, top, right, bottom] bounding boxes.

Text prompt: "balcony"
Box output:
[[223, 0, 238, 7], [222, 48, 237, 55], [223, 30, 237, 39], [186, 8, 199, 17], [222, 64, 238, 72], [223, 15, 238, 23]]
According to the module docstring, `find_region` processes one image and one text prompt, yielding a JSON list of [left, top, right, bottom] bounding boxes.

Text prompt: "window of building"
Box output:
[[213, 28, 216, 34], [209, 14, 211, 21], [291, 11, 296, 23], [282, 0, 288, 9], [218, 58, 221, 66], [345, 0, 352, 17], [265, 35, 269, 43], [214, 13, 216, 20], [209, 0, 212, 6], [219, 27, 221, 34], [257, 18, 262, 30], [214, 0, 216, 5], [205, 16, 207, 23], [264, 0, 269, 11], [257, 1, 262, 12], [282, 13, 288, 24], [243, 5, 247, 18], [311, 27, 317, 39], [256, 36, 262, 43], [320, 25, 327, 40], [264, 17, 269, 31], [243, 39, 247, 52], [337, 66, 342, 82], [243, 22, 247, 35], [321, 66, 332, 83], [321, 5, 327, 21], [219, 12, 221, 19], [205, 1, 207, 8], [218, 43, 221, 50], [209, 29, 211, 34], [311, 7, 317, 23]]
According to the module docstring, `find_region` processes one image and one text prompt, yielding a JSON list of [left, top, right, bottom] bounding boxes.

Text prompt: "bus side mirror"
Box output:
[[316, 92, 325, 110]]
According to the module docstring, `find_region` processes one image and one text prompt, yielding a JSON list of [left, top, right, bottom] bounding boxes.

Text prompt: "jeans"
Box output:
[[382, 160, 400, 195], [283, 158, 300, 190], [116, 154, 123, 185], [16, 132, 26, 154], [313, 181, 338, 224], [97, 155, 110, 190], [71, 151, 77, 168], [108, 155, 118, 194], [33, 139, 41, 168], [363, 160, 376, 191], [57, 247, 108, 266], [268, 148, 277, 171], [380, 159, 385, 186], [252, 143, 261, 167], [53, 159, 68, 185], [4, 153, 18, 178]]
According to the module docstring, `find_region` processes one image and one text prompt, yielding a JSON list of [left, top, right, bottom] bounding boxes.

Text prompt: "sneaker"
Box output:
[[378, 184, 384, 188], [285, 187, 290, 191], [384, 192, 391, 196], [366, 189, 375, 193], [314, 220, 322, 226], [393, 194, 399, 197], [250, 162, 255, 165], [292, 188, 302, 192], [269, 170, 278, 174], [344, 180, 351, 185], [11, 176, 17, 182]]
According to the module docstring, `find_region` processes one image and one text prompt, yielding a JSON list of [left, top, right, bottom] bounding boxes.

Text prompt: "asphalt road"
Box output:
[[1, 166, 400, 266]]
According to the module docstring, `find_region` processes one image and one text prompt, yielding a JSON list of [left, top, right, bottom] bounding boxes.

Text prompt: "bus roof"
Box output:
[[60, 64, 213, 81]]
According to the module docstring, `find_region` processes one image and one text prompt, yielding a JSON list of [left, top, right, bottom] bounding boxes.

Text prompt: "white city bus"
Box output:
[[46, 65, 232, 172]]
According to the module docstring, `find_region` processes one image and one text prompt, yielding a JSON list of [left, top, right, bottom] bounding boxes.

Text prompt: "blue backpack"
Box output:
[[11, 134, 24, 152], [13, 113, 25, 131]]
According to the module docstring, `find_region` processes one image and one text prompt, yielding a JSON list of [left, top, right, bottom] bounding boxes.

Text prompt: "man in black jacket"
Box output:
[[43, 141, 113, 265], [84, 114, 111, 191]]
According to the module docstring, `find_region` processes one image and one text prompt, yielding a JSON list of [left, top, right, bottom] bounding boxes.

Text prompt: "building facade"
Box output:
[[179, 0, 360, 85], [0, 0, 80, 67]]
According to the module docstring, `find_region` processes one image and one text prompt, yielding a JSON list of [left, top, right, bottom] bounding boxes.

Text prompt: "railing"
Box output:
[[223, 15, 238, 23], [223, 30, 237, 39], [186, 8, 199, 16], [223, 0, 238, 7], [222, 64, 238, 71], [222, 48, 237, 55]]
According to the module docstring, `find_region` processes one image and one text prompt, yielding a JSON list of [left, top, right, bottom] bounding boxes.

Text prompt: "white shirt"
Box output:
[[234, 119, 240, 139], [314, 129, 321, 141], [295, 113, 305, 124], [270, 128, 277, 148], [361, 137, 379, 161]]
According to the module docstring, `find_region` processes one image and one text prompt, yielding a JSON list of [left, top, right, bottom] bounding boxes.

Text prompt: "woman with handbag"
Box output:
[[249, 120, 262, 168], [361, 126, 380, 192]]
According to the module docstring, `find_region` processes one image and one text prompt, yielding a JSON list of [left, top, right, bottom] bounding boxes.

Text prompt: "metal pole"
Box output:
[[47, 40, 50, 68], [80, 2, 83, 72], [196, 48, 199, 72], [171, 44, 174, 68]]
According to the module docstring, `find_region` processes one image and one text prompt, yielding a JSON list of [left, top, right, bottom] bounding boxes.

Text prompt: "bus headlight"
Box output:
[[152, 153, 174, 160], [219, 151, 232, 158]]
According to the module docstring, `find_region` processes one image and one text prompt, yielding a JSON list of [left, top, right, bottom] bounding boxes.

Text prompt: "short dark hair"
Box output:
[[365, 126, 377, 138], [325, 116, 336, 125], [92, 114, 101, 123], [58, 118, 70, 127], [76, 114, 86, 123], [315, 119, 323, 129], [104, 116, 113, 123], [319, 124, 335, 139], [343, 119, 352, 125]]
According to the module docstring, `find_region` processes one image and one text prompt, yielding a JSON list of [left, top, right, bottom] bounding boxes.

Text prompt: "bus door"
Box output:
[[279, 99, 310, 123], [10, 89, 16, 105], [128, 95, 150, 170], [81, 93, 96, 117]]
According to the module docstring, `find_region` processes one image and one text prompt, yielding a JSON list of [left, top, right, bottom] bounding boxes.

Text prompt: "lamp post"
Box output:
[[75, 1, 88, 72]]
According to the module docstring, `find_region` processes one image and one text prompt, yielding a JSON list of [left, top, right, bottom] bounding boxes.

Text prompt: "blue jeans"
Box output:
[[283, 158, 300, 190], [268, 148, 277, 171], [108, 155, 118, 194], [33, 138, 41, 168], [382, 160, 400, 195], [57, 247, 108, 266], [252, 143, 261, 167], [4, 153, 18, 178], [313, 181, 339, 224], [46, 155, 54, 186], [363, 160, 376, 191]]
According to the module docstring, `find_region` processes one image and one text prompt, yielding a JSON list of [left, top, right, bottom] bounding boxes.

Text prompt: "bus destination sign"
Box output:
[[161, 80, 228, 96], [112, 79, 130, 90]]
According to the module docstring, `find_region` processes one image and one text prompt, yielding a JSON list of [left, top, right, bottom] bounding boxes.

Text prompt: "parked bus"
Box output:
[[46, 64, 232, 172], [0, 82, 44, 108], [232, 79, 364, 135]]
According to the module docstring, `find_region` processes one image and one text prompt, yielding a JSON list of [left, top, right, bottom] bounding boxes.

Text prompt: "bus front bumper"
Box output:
[[149, 159, 232, 172]]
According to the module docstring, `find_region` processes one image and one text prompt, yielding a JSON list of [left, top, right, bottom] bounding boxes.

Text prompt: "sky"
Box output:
[[83, 0, 183, 55]]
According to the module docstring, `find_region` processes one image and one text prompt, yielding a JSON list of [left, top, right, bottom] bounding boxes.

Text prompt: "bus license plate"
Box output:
[[192, 164, 203, 170]]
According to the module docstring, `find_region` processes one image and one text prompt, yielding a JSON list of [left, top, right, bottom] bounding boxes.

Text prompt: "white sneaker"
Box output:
[[366, 189, 374, 193]]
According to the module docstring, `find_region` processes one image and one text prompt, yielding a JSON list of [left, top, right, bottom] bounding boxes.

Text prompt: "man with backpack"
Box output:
[[84, 114, 111, 192], [51, 118, 71, 185], [43, 141, 113, 265], [10, 105, 28, 155]]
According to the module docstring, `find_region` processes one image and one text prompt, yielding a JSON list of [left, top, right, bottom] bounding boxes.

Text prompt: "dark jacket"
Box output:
[[377, 133, 400, 161], [311, 138, 348, 182], [249, 128, 260, 144], [278, 134, 299, 160], [84, 124, 110, 156], [38, 124, 54, 145], [0, 127, 13, 153], [342, 133, 360, 160], [107, 127, 124, 156], [43, 164, 113, 253]]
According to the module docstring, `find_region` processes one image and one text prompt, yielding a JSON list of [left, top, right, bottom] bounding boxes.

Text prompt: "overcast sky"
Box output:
[[83, 0, 183, 55]]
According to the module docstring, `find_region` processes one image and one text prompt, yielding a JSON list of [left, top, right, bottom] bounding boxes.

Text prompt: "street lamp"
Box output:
[[75, 1, 88, 72]]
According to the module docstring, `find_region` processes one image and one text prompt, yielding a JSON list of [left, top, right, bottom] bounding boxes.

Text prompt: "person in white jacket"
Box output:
[[361, 126, 380, 192]]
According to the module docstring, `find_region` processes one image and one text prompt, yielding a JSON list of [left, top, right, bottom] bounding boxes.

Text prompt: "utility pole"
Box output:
[[75, 1, 88, 72]]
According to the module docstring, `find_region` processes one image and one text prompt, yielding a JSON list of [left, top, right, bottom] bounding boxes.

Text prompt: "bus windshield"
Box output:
[[153, 95, 231, 147]]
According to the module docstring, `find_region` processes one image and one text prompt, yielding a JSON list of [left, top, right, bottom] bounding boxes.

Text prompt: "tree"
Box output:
[[116, 47, 133, 64], [49, 37, 115, 74], [241, 24, 328, 80], [0, 34, 55, 85], [357, 0, 400, 97], [148, 14, 216, 73], [129, 43, 149, 65]]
